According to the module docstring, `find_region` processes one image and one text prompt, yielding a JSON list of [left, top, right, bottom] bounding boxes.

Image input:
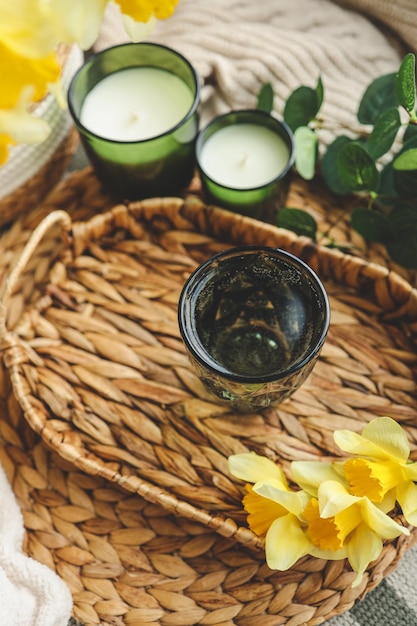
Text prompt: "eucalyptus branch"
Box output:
[[272, 52, 417, 269]]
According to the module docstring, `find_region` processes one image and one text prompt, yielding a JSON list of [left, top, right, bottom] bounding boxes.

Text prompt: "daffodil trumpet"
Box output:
[[228, 417, 414, 587]]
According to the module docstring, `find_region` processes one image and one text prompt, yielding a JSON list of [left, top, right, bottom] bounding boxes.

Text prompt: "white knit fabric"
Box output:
[[96, 0, 411, 142], [0, 464, 72, 626]]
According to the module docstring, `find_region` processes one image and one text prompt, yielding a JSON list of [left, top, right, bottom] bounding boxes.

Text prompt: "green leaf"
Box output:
[[256, 82, 274, 113], [351, 207, 391, 243], [337, 142, 380, 192], [315, 76, 324, 110], [403, 122, 417, 143], [321, 136, 354, 195], [393, 148, 417, 170], [386, 206, 417, 268], [276, 208, 317, 240], [396, 53, 416, 114], [283, 77, 323, 131], [391, 133, 417, 197], [366, 107, 401, 159], [357, 73, 398, 125], [294, 126, 318, 180], [377, 161, 397, 199]]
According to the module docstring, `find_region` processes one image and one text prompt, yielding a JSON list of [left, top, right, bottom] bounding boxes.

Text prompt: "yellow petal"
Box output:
[[344, 458, 405, 503], [0, 1, 109, 55], [265, 514, 312, 570], [360, 497, 410, 539], [346, 523, 383, 588], [309, 543, 348, 561], [396, 482, 417, 526], [228, 453, 287, 487], [334, 417, 410, 463], [318, 480, 360, 518], [253, 482, 309, 517], [403, 461, 417, 482], [0, 1, 59, 57], [0, 42, 60, 108], [291, 460, 346, 496], [121, 13, 156, 41], [0, 107, 50, 144], [60, 1, 107, 51], [363, 417, 410, 462], [0, 139, 11, 165], [0, 86, 50, 148], [117, 0, 178, 22], [304, 498, 361, 551], [243, 486, 287, 536]]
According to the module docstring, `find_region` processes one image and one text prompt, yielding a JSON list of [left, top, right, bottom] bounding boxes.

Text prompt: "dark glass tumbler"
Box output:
[[178, 246, 330, 413]]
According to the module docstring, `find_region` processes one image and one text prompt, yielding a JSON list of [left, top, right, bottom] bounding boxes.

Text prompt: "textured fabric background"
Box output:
[[94, 2, 417, 624], [97, 0, 414, 144]]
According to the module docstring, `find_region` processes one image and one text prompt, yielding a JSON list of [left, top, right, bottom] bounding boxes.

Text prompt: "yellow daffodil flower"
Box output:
[[305, 479, 410, 587], [0, 42, 60, 108], [334, 417, 417, 525], [228, 452, 343, 571], [249, 481, 317, 571], [228, 419, 415, 586], [0, 40, 59, 161]]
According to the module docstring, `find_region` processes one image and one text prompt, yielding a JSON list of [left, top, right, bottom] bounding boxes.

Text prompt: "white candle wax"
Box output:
[[80, 67, 194, 141], [199, 123, 290, 189]]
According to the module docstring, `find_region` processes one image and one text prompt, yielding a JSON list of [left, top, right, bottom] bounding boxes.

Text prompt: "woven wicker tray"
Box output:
[[1, 169, 417, 625]]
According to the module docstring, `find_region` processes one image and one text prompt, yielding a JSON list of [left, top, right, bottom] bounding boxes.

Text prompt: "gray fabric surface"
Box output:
[[327, 543, 417, 625]]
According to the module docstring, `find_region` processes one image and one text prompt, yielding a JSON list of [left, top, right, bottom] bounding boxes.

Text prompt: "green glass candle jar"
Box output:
[[178, 246, 330, 413], [196, 110, 295, 223], [68, 42, 200, 199]]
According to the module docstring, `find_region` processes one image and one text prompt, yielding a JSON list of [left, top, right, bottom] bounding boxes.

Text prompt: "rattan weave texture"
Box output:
[[1, 168, 417, 625]]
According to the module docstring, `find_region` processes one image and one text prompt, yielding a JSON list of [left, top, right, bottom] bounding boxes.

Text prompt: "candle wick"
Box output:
[[238, 153, 248, 167], [129, 111, 140, 123]]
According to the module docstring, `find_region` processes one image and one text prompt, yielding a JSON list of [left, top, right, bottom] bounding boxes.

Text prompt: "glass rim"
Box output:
[[178, 245, 330, 384], [67, 41, 201, 144]]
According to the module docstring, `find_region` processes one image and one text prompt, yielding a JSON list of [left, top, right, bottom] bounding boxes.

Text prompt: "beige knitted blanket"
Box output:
[[97, 0, 416, 141]]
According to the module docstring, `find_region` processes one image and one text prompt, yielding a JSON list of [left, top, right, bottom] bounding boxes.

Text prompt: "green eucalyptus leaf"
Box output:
[[315, 76, 324, 110], [322, 136, 353, 195], [391, 133, 417, 198], [351, 207, 391, 243], [294, 126, 318, 180], [283, 80, 322, 131], [276, 207, 317, 240], [393, 168, 417, 199], [393, 148, 417, 170], [377, 161, 397, 199], [396, 53, 416, 114], [337, 142, 380, 192], [403, 122, 417, 143], [357, 73, 398, 125], [386, 206, 417, 268], [366, 107, 401, 159], [256, 82, 274, 113]]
